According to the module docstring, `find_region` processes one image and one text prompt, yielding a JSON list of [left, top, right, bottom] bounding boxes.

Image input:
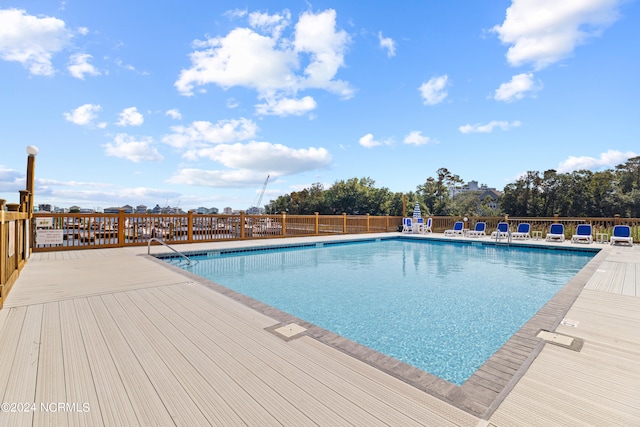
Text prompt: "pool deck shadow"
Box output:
[[2, 233, 639, 425]]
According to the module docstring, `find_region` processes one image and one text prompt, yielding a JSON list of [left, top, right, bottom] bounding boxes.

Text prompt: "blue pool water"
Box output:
[[163, 238, 595, 385]]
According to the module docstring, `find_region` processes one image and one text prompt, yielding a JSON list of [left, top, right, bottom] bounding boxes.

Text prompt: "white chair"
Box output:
[[511, 223, 531, 240], [546, 223, 565, 242], [402, 218, 413, 233], [571, 224, 593, 244], [422, 217, 433, 234], [610, 225, 633, 246], [491, 222, 509, 239], [444, 221, 464, 237], [467, 222, 486, 237]]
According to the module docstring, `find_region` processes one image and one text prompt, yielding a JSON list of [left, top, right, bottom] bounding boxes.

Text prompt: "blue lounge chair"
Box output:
[[511, 223, 531, 240], [571, 224, 593, 244], [610, 225, 633, 246], [491, 222, 509, 239], [444, 221, 464, 237], [467, 222, 486, 237], [546, 223, 565, 242], [402, 218, 413, 233]]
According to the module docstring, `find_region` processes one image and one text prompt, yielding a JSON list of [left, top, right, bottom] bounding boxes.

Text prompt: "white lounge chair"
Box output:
[[511, 223, 531, 240], [467, 222, 486, 237], [571, 224, 593, 244], [546, 223, 565, 242], [444, 221, 464, 237], [610, 225, 633, 246], [491, 222, 509, 239]]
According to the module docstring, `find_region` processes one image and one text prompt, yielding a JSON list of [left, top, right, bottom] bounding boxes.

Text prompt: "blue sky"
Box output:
[[1, 1, 638, 211]]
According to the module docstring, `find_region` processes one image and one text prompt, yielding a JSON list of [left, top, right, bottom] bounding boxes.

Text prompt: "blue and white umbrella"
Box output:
[[412, 202, 421, 219]]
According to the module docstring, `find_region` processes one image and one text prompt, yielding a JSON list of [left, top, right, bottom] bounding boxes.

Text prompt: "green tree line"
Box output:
[[265, 157, 640, 218]]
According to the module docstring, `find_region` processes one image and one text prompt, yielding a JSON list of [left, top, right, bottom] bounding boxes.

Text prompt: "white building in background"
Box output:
[[450, 180, 502, 209], [223, 207, 233, 214]]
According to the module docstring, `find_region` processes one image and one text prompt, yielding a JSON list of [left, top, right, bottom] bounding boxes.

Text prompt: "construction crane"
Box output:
[[250, 175, 270, 214]]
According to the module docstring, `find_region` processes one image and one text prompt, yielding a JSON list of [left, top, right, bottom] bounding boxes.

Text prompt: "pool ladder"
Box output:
[[147, 237, 191, 264], [496, 229, 511, 245]]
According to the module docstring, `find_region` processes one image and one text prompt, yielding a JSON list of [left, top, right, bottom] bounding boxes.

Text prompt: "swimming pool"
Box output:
[[161, 237, 595, 385]]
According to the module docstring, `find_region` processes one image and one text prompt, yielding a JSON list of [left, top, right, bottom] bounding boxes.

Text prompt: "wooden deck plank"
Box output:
[[58, 299, 104, 427], [100, 293, 214, 427], [158, 283, 473, 426], [0, 307, 27, 402], [86, 296, 176, 427], [33, 303, 68, 427], [110, 291, 251, 426], [621, 263, 638, 296], [145, 286, 342, 426], [2, 304, 42, 427], [124, 287, 286, 426], [73, 298, 141, 427]]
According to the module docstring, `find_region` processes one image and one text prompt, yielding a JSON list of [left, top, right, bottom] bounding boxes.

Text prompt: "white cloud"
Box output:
[[248, 10, 291, 38], [0, 8, 72, 76], [64, 103, 102, 126], [419, 75, 448, 105], [492, 0, 621, 70], [186, 141, 332, 175], [0, 166, 23, 192], [68, 53, 100, 79], [557, 149, 637, 173], [255, 96, 317, 116], [359, 133, 382, 148], [103, 134, 163, 163], [168, 168, 267, 188], [162, 118, 258, 149], [378, 32, 396, 57], [459, 120, 522, 134], [494, 73, 542, 102], [175, 9, 352, 108], [165, 109, 182, 120], [116, 107, 144, 127], [403, 131, 431, 145]]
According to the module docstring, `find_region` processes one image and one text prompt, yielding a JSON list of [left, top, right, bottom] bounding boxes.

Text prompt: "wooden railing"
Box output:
[[32, 211, 404, 252], [1, 198, 31, 309]]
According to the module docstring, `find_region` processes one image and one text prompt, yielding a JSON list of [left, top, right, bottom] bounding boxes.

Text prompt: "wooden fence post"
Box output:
[[187, 210, 194, 242], [118, 209, 125, 247], [343, 213, 347, 234], [366, 213, 370, 232], [282, 212, 287, 237], [315, 212, 319, 235], [240, 211, 246, 239]]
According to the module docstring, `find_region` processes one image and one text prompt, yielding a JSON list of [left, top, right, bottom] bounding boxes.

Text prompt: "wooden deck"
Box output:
[[1, 234, 638, 426]]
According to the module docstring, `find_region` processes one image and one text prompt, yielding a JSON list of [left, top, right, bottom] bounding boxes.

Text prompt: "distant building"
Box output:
[[223, 207, 233, 214], [152, 204, 162, 214], [194, 207, 219, 214], [450, 180, 502, 209], [246, 206, 263, 214], [103, 205, 134, 213], [38, 204, 52, 212], [135, 204, 147, 214]]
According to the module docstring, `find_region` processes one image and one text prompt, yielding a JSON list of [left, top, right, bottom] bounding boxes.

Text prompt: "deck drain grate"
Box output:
[[266, 323, 308, 341], [537, 330, 583, 351]]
